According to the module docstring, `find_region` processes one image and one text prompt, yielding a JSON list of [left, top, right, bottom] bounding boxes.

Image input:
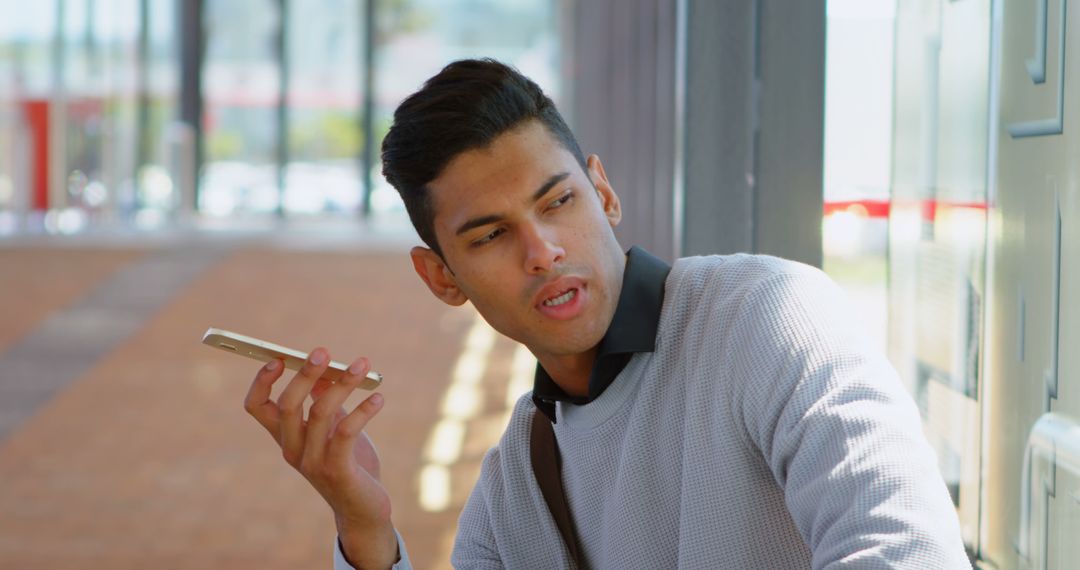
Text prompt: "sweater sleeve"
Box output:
[[728, 268, 970, 569], [333, 530, 412, 570]]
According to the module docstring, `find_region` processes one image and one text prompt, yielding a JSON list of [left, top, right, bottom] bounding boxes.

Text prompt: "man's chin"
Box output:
[[531, 332, 604, 358]]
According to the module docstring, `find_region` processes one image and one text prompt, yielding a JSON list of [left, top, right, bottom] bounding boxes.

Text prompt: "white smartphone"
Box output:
[[201, 327, 383, 390]]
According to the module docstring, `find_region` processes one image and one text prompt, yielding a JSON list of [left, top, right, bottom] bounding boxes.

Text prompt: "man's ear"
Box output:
[[586, 154, 622, 228], [410, 246, 468, 306]]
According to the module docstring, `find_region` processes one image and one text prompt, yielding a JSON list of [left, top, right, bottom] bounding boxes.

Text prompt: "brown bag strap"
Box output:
[[530, 408, 582, 567]]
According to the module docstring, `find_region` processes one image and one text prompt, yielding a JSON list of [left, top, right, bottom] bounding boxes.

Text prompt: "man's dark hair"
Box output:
[[381, 58, 588, 258]]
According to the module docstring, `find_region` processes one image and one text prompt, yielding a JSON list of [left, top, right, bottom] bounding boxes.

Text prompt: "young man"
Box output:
[[243, 59, 970, 568]]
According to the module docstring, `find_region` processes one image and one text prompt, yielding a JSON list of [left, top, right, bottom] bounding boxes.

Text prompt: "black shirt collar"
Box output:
[[532, 246, 671, 423]]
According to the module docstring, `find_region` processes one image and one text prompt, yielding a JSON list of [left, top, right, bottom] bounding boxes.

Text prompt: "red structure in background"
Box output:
[[23, 100, 49, 211], [824, 199, 988, 221], [823, 199, 891, 219]]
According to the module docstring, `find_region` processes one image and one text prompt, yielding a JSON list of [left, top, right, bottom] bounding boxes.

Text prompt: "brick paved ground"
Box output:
[[0, 248, 146, 353], [0, 241, 527, 569]]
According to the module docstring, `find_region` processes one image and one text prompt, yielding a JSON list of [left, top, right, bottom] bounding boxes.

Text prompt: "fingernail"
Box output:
[[369, 393, 383, 406], [265, 359, 280, 371], [348, 359, 366, 375], [310, 350, 326, 365]]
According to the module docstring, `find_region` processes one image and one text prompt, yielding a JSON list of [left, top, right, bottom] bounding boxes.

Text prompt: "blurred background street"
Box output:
[[0, 224, 542, 568]]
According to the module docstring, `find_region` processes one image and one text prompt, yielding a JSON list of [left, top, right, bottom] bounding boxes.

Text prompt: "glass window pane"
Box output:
[[283, 0, 364, 216], [200, 0, 282, 217], [0, 5, 56, 232], [888, 0, 989, 545], [56, 0, 140, 230], [134, 0, 181, 224], [1, 6, 58, 228], [822, 0, 895, 353]]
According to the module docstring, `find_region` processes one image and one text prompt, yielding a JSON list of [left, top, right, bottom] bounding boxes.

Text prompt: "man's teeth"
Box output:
[[543, 289, 576, 307]]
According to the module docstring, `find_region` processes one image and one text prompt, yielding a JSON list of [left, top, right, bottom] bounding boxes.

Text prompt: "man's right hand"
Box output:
[[244, 348, 399, 569]]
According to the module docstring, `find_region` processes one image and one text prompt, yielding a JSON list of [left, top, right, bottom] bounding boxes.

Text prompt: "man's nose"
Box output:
[[521, 224, 565, 274]]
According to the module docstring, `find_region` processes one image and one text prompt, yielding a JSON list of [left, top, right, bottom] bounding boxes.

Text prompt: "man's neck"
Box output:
[[535, 347, 599, 398], [534, 250, 628, 399]]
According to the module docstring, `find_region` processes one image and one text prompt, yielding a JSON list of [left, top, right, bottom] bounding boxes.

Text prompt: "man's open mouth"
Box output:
[[542, 288, 577, 307]]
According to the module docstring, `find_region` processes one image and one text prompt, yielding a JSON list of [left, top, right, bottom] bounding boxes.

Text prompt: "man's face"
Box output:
[[418, 120, 625, 360]]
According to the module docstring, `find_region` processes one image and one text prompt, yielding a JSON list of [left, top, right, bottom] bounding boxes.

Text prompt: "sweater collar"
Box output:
[[531, 246, 671, 423]]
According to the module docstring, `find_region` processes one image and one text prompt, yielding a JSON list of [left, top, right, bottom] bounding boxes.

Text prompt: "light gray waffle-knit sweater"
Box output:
[[335, 253, 971, 569]]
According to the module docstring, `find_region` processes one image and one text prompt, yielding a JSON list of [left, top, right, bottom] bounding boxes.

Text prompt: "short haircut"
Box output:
[[381, 58, 588, 258]]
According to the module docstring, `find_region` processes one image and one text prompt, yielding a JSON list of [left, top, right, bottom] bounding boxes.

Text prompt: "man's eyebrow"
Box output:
[[454, 172, 572, 237], [455, 214, 503, 237], [530, 172, 571, 202]]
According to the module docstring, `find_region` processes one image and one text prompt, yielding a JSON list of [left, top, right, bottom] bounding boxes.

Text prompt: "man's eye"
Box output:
[[472, 228, 504, 247], [549, 191, 574, 210]]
